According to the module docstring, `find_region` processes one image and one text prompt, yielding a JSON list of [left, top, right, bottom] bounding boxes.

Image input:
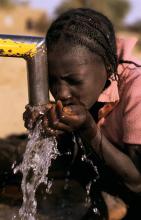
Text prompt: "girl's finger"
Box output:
[[43, 126, 65, 137], [48, 105, 58, 127], [23, 108, 40, 130], [53, 121, 72, 132], [41, 116, 48, 130], [56, 100, 63, 118], [60, 113, 79, 126]]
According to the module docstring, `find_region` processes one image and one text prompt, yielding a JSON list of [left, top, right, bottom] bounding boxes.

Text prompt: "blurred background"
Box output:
[[0, 0, 141, 137]]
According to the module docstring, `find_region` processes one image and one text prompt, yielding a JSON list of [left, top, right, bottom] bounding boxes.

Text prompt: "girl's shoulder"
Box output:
[[121, 66, 141, 89], [117, 35, 141, 82], [117, 57, 141, 94]]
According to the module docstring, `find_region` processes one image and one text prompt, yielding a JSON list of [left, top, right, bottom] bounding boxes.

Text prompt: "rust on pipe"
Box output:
[[0, 34, 49, 106]]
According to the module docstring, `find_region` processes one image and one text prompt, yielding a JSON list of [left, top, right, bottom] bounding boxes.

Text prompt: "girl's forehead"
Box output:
[[48, 44, 103, 65], [48, 45, 106, 79], [48, 43, 84, 55]]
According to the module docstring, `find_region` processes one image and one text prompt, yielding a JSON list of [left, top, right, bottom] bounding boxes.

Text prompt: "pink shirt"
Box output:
[[98, 37, 141, 147]]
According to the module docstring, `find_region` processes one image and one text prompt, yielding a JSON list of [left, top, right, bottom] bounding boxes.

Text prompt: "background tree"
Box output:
[[0, 0, 29, 7], [55, 0, 130, 30], [0, 0, 13, 7], [126, 20, 141, 33], [0, 0, 21, 7]]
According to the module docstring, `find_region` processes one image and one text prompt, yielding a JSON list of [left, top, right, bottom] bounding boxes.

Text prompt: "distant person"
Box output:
[[22, 8, 141, 219], [26, 18, 34, 30]]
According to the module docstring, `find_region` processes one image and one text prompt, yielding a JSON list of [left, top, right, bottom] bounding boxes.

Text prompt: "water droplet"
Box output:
[[93, 207, 100, 215]]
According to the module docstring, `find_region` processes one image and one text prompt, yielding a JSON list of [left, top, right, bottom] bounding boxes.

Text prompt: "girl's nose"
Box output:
[[57, 84, 72, 105]]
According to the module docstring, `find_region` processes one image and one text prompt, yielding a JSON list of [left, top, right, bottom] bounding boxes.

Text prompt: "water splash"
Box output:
[[75, 135, 101, 217], [13, 121, 59, 220], [12, 122, 102, 219]]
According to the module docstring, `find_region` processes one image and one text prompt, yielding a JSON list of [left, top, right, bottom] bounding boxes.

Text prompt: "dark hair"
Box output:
[[46, 8, 118, 77]]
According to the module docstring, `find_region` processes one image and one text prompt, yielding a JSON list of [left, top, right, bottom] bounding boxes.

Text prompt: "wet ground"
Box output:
[[0, 180, 88, 220]]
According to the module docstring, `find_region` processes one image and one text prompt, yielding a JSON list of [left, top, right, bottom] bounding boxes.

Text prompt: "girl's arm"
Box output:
[[79, 121, 141, 193], [23, 100, 141, 193]]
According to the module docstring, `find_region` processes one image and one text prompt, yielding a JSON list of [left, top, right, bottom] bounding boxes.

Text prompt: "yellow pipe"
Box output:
[[0, 38, 37, 57]]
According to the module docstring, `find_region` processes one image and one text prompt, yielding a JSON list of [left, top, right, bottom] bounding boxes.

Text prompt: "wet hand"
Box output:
[[43, 100, 94, 134], [23, 103, 52, 130], [23, 100, 96, 138]]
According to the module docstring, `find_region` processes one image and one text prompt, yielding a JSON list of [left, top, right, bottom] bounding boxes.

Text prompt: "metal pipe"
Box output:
[[0, 34, 49, 106]]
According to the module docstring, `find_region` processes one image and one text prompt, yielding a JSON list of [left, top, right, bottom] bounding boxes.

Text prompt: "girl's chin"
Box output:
[[86, 103, 94, 110]]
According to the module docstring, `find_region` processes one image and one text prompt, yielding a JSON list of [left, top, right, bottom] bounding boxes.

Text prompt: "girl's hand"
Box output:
[[23, 103, 52, 130], [43, 100, 94, 134], [23, 100, 97, 138]]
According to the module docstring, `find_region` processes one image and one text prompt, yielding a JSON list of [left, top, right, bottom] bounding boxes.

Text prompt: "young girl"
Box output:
[[24, 8, 141, 219]]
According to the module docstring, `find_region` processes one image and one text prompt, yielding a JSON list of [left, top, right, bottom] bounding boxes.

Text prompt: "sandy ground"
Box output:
[[0, 57, 28, 137]]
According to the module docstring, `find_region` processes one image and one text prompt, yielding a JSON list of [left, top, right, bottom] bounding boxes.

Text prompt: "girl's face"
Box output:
[[48, 44, 107, 109]]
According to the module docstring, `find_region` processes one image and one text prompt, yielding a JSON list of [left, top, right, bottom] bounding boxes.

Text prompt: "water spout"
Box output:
[[0, 34, 49, 106]]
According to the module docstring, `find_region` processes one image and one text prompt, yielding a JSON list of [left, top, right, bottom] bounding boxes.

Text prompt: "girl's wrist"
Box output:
[[80, 111, 96, 130], [78, 112, 98, 144], [78, 112, 104, 158]]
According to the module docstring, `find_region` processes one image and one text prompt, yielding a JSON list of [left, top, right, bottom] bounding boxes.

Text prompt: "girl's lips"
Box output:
[[61, 99, 75, 107]]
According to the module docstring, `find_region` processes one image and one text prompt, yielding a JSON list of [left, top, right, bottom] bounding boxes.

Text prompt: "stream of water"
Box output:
[[13, 121, 59, 220]]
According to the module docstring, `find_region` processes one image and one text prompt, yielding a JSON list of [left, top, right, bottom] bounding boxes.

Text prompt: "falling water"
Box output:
[[75, 135, 101, 217], [11, 118, 103, 220], [13, 121, 59, 220]]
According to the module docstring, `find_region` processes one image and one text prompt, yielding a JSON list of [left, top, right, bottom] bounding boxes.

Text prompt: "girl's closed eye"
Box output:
[[66, 76, 83, 85], [61, 72, 83, 85]]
